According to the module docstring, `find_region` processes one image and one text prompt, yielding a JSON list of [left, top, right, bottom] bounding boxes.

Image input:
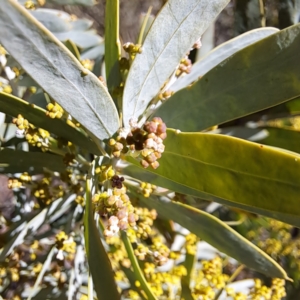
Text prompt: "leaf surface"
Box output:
[[122, 0, 229, 127], [0, 0, 119, 141], [154, 23, 300, 131], [0, 92, 101, 155], [0, 148, 65, 173], [139, 196, 288, 279], [105, 0, 122, 106], [126, 129, 300, 225], [171, 27, 279, 92]]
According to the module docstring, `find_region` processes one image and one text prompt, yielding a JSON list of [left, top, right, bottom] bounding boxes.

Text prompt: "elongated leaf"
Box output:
[[0, 148, 65, 173], [124, 160, 300, 227], [65, 40, 81, 61], [0, 92, 101, 155], [154, 23, 300, 131], [127, 129, 300, 225], [31, 9, 72, 33], [105, 0, 121, 104], [121, 231, 157, 300], [84, 179, 120, 300], [122, 0, 229, 127], [81, 44, 105, 60], [0, 0, 119, 141], [55, 31, 103, 49], [171, 27, 279, 92], [217, 126, 300, 154], [139, 196, 288, 279]]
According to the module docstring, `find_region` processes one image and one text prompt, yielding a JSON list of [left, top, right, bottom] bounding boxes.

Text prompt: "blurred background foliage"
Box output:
[[0, 0, 300, 299]]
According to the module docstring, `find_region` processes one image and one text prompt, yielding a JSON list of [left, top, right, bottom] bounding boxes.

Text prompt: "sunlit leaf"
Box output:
[[122, 0, 229, 128], [171, 27, 279, 92], [154, 23, 300, 131], [0, 0, 119, 141], [126, 129, 300, 226]]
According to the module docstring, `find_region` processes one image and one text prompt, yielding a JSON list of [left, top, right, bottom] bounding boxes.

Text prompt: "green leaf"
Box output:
[[139, 196, 289, 279], [286, 97, 300, 113], [124, 160, 300, 227], [84, 178, 120, 300], [218, 126, 300, 154], [127, 129, 300, 226], [55, 31, 103, 49], [154, 23, 300, 131], [172, 27, 279, 92], [81, 44, 105, 60], [0, 0, 119, 141], [122, 0, 230, 128], [105, 0, 122, 106], [31, 9, 72, 33], [121, 231, 157, 300], [64, 40, 81, 61], [0, 92, 101, 155], [0, 148, 65, 173]]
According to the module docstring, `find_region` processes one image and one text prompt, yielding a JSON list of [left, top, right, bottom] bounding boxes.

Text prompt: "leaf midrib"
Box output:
[[130, 0, 204, 119], [4, 1, 112, 137]]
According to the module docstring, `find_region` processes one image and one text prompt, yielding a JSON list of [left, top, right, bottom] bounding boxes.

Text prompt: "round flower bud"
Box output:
[[141, 160, 149, 168], [151, 161, 160, 169]]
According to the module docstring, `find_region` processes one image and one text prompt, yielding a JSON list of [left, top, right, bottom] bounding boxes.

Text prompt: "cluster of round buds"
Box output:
[[55, 231, 76, 260], [176, 57, 192, 77], [123, 43, 142, 55], [126, 117, 167, 169], [13, 114, 30, 132], [95, 164, 116, 182], [81, 59, 94, 71], [26, 127, 50, 151], [109, 138, 126, 158], [24, 0, 36, 9], [8, 173, 31, 189], [150, 237, 170, 266], [134, 207, 157, 239], [140, 182, 157, 198], [93, 185, 138, 237], [8, 178, 22, 189], [46, 102, 64, 119], [158, 90, 174, 102]]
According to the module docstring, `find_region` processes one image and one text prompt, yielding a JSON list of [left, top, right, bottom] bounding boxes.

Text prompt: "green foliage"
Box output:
[[0, 0, 300, 299]]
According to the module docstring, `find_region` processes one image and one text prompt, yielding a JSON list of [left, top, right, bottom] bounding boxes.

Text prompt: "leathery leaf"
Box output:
[[122, 0, 229, 128], [0, 148, 65, 173], [127, 129, 300, 225], [154, 23, 300, 131], [0, 92, 101, 155], [139, 196, 289, 279], [0, 0, 119, 141]]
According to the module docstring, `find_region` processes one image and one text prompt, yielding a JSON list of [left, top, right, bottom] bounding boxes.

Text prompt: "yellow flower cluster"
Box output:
[[46, 102, 64, 119]]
